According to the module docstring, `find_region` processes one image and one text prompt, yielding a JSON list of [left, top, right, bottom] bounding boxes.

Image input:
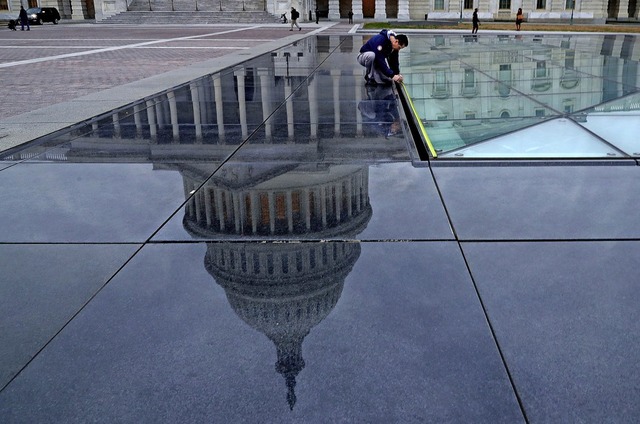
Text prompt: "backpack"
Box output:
[[291, 9, 299, 20]]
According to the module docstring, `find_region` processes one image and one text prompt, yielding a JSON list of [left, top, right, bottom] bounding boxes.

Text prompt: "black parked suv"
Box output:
[[26, 7, 61, 25]]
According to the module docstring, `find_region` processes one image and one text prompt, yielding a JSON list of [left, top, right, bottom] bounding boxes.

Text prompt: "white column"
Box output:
[[258, 68, 273, 140], [398, 0, 410, 20], [331, 69, 341, 136], [167, 90, 179, 142], [234, 68, 249, 139], [374, 0, 387, 20], [285, 78, 295, 141], [328, 0, 340, 19], [145, 99, 157, 141], [190, 83, 203, 143], [213, 74, 225, 143], [354, 70, 363, 136], [308, 76, 319, 139], [112, 112, 121, 139], [133, 104, 142, 138], [70, 0, 86, 20], [204, 188, 213, 228], [353, 0, 364, 19], [617, 0, 630, 19]]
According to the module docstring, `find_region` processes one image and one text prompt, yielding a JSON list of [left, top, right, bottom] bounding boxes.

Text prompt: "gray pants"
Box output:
[[357, 52, 392, 84]]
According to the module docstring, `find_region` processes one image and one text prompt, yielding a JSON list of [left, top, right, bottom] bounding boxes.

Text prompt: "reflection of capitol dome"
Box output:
[[188, 162, 371, 409], [182, 164, 372, 239], [205, 241, 361, 409]]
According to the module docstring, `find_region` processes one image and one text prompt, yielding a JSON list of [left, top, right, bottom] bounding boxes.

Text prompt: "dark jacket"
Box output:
[[19, 7, 28, 23], [359, 29, 400, 78], [291, 9, 299, 20]]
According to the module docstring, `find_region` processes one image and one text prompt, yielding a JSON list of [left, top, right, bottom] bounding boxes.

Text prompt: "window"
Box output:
[[535, 109, 546, 117], [464, 0, 473, 9], [535, 61, 547, 78], [499, 0, 511, 9], [434, 0, 445, 10], [0, 0, 7, 9], [566, 0, 575, 9], [537, 0, 546, 9], [464, 69, 475, 87]]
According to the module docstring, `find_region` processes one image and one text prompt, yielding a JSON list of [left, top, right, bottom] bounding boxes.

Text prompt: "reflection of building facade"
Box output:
[[406, 34, 640, 150]]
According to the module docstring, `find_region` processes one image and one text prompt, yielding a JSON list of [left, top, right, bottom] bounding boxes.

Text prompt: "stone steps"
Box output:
[[100, 10, 281, 24]]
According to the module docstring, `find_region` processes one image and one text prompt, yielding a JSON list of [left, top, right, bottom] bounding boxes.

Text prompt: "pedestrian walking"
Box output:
[[289, 7, 301, 31], [315, 7, 319, 24], [348, 10, 353, 24], [472, 8, 479, 34], [19, 6, 30, 31]]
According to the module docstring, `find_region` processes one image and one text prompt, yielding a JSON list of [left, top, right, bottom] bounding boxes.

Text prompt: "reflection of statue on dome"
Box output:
[[204, 241, 361, 409]]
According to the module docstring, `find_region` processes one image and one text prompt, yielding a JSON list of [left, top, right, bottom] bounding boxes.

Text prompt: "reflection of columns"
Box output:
[[374, 0, 387, 20], [112, 112, 121, 139], [133, 104, 142, 138], [285, 78, 295, 141], [398, 0, 410, 20], [213, 74, 225, 143], [146, 99, 157, 141], [353, 0, 363, 20], [354, 70, 363, 136], [308, 77, 319, 139], [234, 68, 249, 139], [167, 90, 179, 142], [190, 83, 203, 143], [331, 70, 341, 136], [259, 68, 273, 140], [328, 0, 340, 19]]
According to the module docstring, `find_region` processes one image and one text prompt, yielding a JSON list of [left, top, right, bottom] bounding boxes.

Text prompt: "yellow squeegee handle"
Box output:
[[400, 82, 438, 158]]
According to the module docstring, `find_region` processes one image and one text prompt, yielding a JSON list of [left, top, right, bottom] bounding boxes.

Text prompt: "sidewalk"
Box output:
[[0, 22, 345, 152]]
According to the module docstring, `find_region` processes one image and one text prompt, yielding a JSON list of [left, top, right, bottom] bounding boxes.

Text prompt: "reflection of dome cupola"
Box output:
[[183, 163, 372, 239], [205, 241, 360, 409]]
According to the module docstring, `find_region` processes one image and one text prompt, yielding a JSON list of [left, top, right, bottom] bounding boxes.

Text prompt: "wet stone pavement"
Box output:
[[1, 24, 640, 423]]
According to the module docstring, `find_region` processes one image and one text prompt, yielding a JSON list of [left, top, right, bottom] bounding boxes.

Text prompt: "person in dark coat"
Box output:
[[472, 8, 479, 34], [357, 29, 408, 86], [19, 6, 30, 31], [289, 7, 301, 31]]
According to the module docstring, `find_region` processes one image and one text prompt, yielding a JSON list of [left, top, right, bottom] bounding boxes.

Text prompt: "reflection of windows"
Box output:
[[435, 35, 445, 46], [434, 0, 444, 10], [499, 0, 511, 9], [537, 0, 546, 9], [433, 70, 451, 99], [464, 0, 473, 8], [535, 61, 547, 78], [465, 113, 476, 119], [564, 102, 574, 113], [532, 60, 552, 91], [462, 68, 478, 97], [565, 51, 575, 68], [498, 64, 512, 97], [437, 114, 448, 120], [500, 111, 511, 118], [536, 109, 546, 117]]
